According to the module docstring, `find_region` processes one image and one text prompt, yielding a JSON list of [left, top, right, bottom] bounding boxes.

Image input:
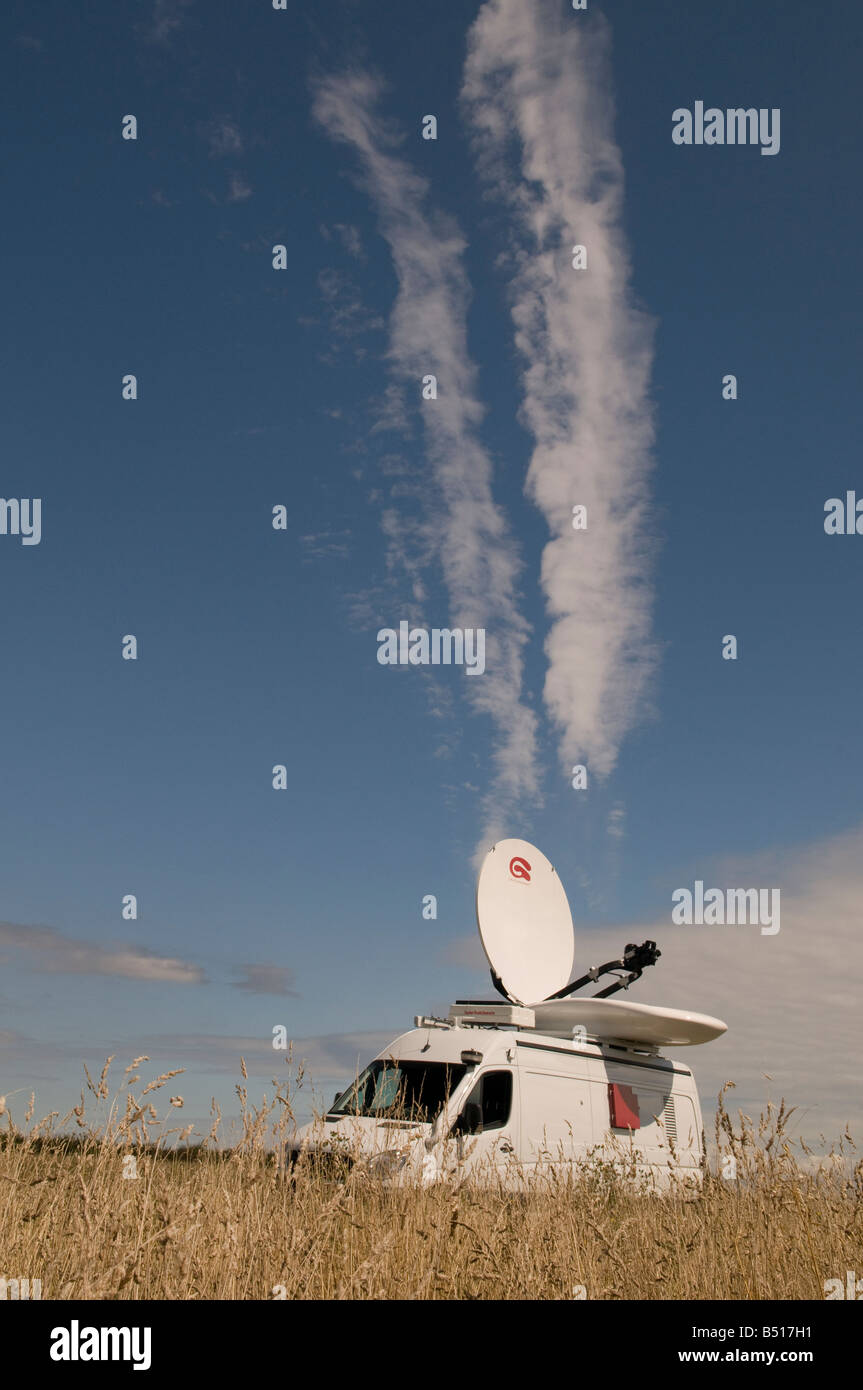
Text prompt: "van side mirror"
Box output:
[[454, 1101, 483, 1136]]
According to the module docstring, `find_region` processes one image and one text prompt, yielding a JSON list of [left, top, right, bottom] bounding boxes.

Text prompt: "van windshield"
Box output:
[[330, 1060, 467, 1122]]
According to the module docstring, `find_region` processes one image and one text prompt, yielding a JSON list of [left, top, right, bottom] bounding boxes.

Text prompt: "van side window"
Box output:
[[462, 1070, 513, 1131]]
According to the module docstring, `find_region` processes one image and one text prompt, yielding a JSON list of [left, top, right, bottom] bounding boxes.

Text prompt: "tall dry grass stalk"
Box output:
[[0, 1059, 859, 1300]]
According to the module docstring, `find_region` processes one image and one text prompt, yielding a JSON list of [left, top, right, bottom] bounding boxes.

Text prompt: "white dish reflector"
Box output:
[[531, 997, 728, 1047], [476, 838, 575, 1005]]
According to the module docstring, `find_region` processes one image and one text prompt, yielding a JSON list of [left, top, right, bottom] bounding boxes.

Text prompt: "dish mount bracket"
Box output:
[[491, 939, 661, 1005]]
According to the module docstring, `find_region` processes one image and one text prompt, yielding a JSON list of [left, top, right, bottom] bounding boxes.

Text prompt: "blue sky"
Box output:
[[1, 0, 860, 1144]]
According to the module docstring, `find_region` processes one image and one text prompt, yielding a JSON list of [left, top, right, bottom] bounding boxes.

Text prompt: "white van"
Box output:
[[290, 839, 725, 1190], [290, 1000, 708, 1191]]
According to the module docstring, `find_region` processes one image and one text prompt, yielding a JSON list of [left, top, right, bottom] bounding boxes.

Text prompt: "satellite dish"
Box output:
[[531, 998, 727, 1047], [476, 838, 575, 1005]]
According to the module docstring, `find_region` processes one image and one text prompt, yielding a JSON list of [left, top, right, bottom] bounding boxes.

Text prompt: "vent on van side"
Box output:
[[662, 1096, 677, 1145]]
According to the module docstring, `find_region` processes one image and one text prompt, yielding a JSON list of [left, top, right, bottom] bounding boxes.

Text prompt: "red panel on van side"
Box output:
[[608, 1082, 640, 1130]]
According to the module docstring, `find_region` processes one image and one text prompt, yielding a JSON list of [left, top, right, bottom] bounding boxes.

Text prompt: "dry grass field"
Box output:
[[1, 1059, 859, 1300]]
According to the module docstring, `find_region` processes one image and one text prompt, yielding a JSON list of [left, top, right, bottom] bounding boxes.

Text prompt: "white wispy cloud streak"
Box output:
[[139, 0, 193, 45], [463, 2, 658, 779], [231, 963, 299, 996], [312, 70, 539, 832], [0, 921, 205, 984]]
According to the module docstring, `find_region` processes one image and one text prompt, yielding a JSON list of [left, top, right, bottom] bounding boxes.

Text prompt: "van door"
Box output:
[[450, 1068, 519, 1181], [518, 1065, 594, 1179]]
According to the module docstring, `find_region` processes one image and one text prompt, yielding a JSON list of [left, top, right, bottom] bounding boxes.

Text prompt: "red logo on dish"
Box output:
[[509, 856, 531, 882]]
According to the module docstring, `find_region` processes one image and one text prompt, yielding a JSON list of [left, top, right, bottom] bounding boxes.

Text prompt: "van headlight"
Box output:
[[370, 1151, 408, 1176]]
